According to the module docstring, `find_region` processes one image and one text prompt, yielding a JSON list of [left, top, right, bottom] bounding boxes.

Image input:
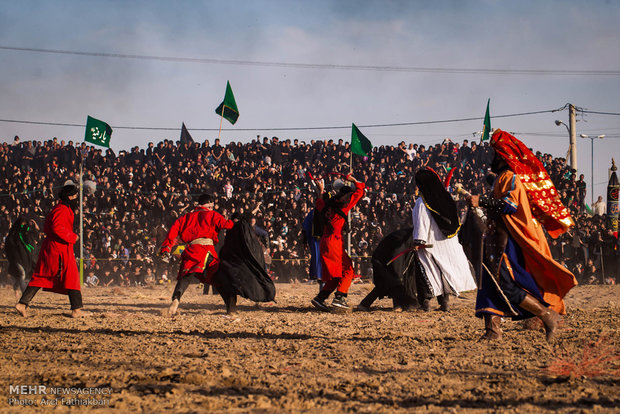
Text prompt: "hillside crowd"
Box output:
[[1, 134, 618, 288]]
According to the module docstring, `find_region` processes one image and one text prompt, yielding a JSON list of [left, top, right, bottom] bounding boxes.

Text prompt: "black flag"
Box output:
[[180, 122, 194, 144]]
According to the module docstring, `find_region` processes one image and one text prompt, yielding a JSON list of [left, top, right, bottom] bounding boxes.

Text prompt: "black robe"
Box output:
[[4, 225, 36, 277], [371, 227, 429, 305], [458, 208, 486, 287], [213, 219, 276, 302]]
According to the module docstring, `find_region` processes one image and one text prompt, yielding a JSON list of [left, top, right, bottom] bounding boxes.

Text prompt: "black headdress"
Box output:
[[415, 168, 460, 238], [197, 193, 213, 205]]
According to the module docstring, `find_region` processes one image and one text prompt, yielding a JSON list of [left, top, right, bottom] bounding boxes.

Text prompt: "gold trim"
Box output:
[[420, 195, 461, 239]]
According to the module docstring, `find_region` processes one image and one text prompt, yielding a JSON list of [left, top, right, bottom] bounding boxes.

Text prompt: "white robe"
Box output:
[[411, 198, 477, 297]]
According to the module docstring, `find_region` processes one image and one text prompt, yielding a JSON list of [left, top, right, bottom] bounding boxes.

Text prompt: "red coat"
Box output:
[[160, 206, 234, 283], [316, 182, 365, 281], [28, 202, 80, 294]]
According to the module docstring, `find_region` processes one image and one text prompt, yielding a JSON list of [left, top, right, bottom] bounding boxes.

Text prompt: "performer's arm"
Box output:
[[160, 217, 183, 254], [468, 171, 518, 215], [342, 178, 366, 214], [212, 211, 235, 231], [478, 197, 517, 215], [50, 207, 78, 244]]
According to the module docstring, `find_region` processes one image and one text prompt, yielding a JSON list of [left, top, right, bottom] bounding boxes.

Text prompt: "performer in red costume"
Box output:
[[160, 193, 234, 315], [311, 174, 365, 312], [16, 184, 87, 318]]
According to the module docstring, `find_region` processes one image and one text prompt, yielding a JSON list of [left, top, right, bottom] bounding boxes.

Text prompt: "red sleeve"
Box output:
[[160, 215, 185, 253], [50, 205, 78, 244], [342, 182, 365, 214], [212, 211, 234, 231]]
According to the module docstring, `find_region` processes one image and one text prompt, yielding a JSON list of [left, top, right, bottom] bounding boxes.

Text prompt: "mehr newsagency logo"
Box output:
[[8, 384, 113, 407]]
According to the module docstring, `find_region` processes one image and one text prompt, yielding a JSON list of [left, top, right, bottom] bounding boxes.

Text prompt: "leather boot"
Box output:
[[518, 294, 560, 342], [479, 314, 502, 341], [438, 294, 450, 312]]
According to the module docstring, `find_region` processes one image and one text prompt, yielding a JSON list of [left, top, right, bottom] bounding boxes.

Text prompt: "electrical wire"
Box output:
[[0, 108, 563, 131], [582, 110, 620, 116], [2, 45, 620, 76]]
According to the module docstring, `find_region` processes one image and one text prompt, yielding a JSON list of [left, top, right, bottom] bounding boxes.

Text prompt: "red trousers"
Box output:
[[320, 235, 354, 294]]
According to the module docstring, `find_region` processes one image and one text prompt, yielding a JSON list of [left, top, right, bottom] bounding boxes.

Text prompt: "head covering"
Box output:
[[415, 168, 460, 238], [9, 216, 28, 234], [332, 178, 353, 193], [59, 184, 78, 201], [491, 129, 574, 238], [198, 193, 213, 205]]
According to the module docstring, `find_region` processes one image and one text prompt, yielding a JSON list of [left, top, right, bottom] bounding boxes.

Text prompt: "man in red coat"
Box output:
[[311, 174, 365, 312], [16, 184, 87, 318], [160, 193, 234, 315]]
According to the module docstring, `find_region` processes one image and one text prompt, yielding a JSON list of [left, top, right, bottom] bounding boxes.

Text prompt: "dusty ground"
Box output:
[[0, 282, 618, 413]]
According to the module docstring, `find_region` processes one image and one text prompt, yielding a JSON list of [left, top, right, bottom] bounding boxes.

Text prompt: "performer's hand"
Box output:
[[468, 195, 480, 207], [346, 174, 358, 183], [315, 179, 324, 193]]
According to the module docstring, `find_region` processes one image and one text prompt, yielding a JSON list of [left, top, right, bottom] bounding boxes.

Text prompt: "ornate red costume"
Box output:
[[315, 182, 365, 290], [160, 206, 234, 284], [310, 178, 366, 313], [28, 202, 80, 293]]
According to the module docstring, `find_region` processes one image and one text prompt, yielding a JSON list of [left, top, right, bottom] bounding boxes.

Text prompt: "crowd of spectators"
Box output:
[[1, 133, 618, 288]]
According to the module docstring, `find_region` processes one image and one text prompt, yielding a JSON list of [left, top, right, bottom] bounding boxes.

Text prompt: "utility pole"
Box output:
[[569, 104, 578, 171]]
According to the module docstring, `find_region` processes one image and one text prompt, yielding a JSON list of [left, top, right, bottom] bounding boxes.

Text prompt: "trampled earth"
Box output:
[[0, 283, 618, 412]]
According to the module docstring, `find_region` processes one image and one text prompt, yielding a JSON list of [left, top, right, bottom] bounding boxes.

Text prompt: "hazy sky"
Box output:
[[1, 0, 619, 200]]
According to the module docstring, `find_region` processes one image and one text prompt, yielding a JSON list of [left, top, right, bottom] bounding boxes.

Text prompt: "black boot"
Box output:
[[331, 292, 350, 310], [438, 294, 450, 312], [311, 289, 331, 312]]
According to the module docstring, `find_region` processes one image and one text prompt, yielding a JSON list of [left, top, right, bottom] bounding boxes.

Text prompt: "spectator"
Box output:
[[0, 135, 612, 287]]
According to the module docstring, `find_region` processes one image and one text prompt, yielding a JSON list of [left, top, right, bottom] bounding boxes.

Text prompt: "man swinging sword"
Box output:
[[159, 193, 234, 315]]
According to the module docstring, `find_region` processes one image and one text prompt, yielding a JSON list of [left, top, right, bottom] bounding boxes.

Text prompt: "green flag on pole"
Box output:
[[351, 123, 373, 156], [84, 116, 112, 148], [215, 81, 239, 125], [481, 99, 491, 142]]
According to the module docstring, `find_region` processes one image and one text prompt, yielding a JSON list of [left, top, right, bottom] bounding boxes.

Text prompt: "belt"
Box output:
[[189, 238, 214, 246]]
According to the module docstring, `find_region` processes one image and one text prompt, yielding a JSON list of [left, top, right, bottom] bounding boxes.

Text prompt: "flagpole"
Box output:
[[347, 151, 353, 256], [79, 154, 84, 285], [218, 108, 224, 140]]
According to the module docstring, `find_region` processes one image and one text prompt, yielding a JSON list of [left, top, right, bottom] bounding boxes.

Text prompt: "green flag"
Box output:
[[481, 99, 491, 142], [215, 81, 239, 125], [351, 123, 373, 156], [84, 116, 112, 148]]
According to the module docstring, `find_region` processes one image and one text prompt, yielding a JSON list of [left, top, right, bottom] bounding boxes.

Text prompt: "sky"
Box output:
[[0, 0, 619, 201]]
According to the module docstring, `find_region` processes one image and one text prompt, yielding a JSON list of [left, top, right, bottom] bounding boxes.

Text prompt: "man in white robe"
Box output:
[[411, 169, 477, 311]]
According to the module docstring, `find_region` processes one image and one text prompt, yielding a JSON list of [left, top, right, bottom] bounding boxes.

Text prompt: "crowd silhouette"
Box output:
[[1, 134, 617, 288]]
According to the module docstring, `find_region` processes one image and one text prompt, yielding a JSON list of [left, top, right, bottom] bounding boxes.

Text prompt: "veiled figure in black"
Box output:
[[212, 218, 276, 314], [4, 217, 37, 297], [357, 227, 432, 312]]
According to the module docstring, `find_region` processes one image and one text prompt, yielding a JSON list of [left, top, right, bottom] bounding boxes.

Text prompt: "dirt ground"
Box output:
[[0, 282, 618, 413]]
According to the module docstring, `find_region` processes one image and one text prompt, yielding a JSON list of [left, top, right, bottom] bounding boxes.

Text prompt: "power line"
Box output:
[[0, 108, 562, 132], [2, 45, 620, 76], [582, 110, 620, 116]]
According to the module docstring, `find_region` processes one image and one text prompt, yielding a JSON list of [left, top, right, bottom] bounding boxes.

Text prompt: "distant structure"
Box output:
[[607, 159, 619, 234]]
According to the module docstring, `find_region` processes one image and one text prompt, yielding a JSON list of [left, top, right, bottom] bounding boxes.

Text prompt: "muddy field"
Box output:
[[0, 282, 618, 412]]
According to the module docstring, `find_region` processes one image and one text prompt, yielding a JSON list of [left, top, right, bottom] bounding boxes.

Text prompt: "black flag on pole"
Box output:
[[180, 122, 194, 144]]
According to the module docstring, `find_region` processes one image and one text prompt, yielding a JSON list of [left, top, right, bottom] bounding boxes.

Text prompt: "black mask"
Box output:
[[485, 174, 497, 187], [64, 198, 79, 211], [490, 154, 506, 174]]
